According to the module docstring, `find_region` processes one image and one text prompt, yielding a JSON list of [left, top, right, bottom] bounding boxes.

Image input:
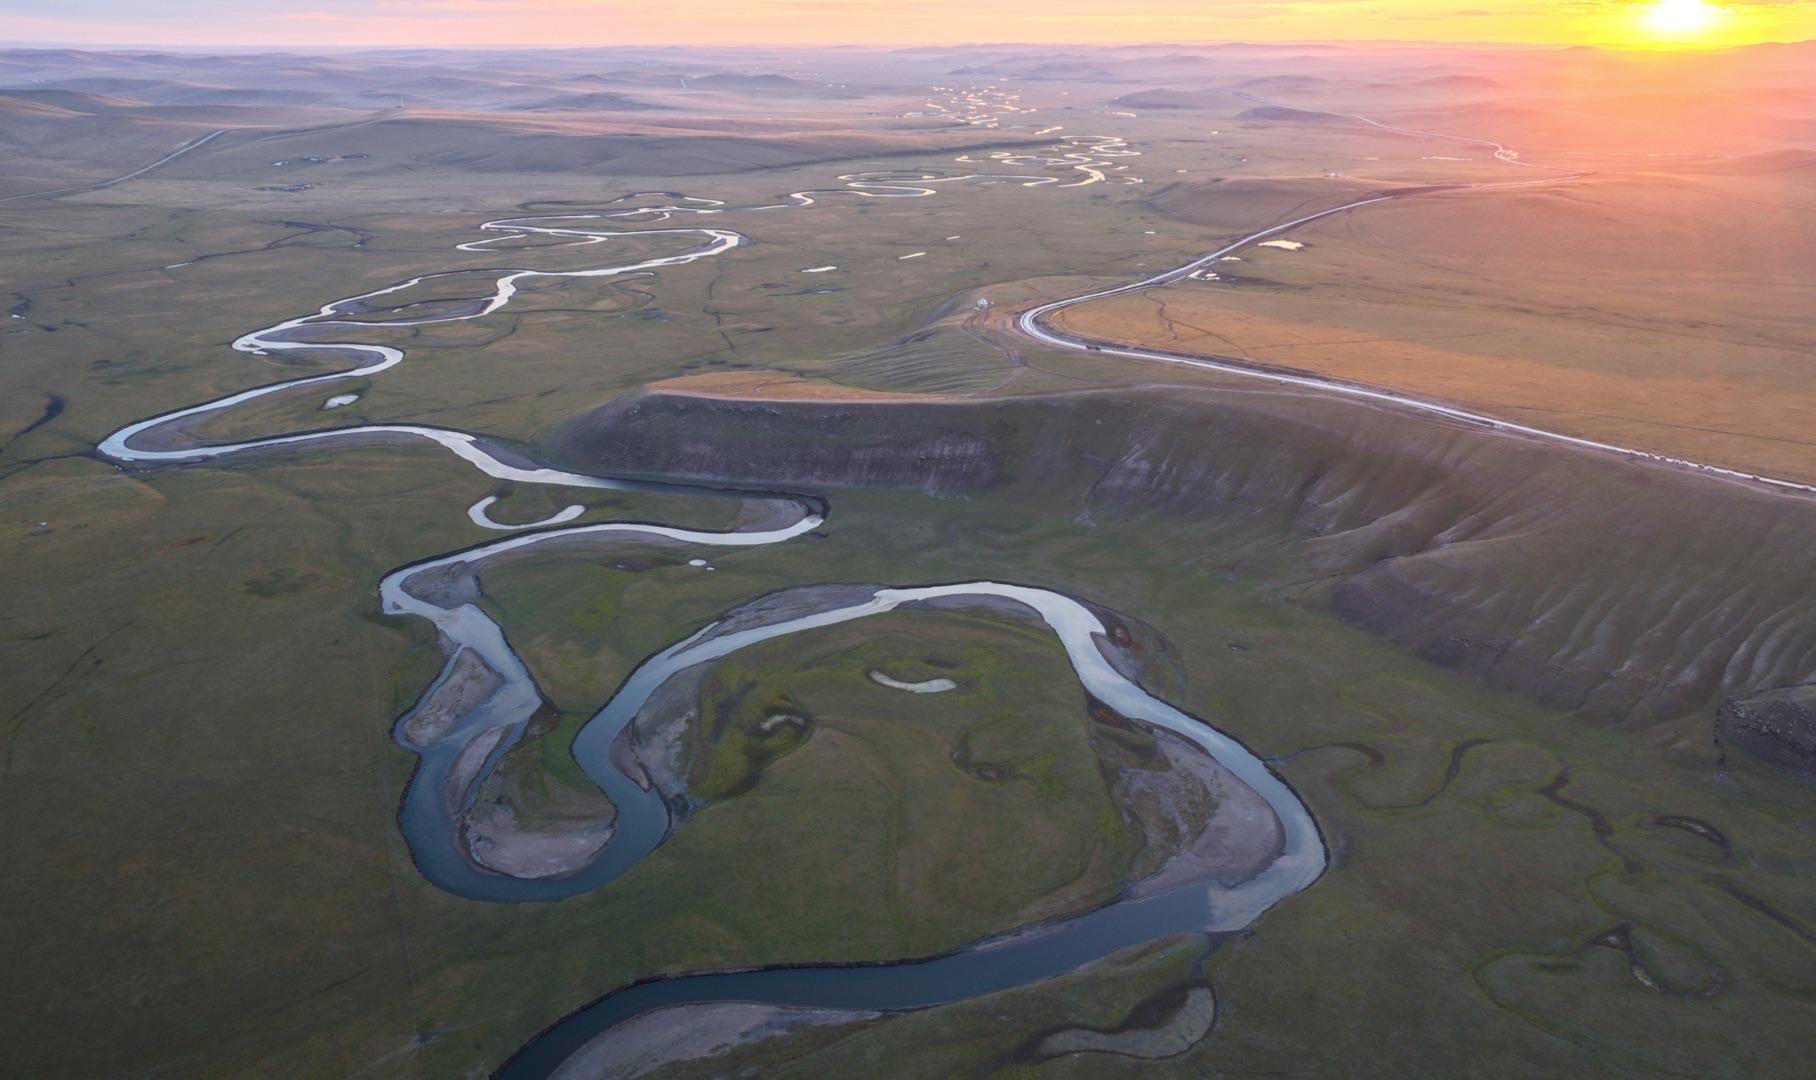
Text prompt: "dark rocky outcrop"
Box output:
[[549, 384, 1816, 734], [1718, 685, 1816, 779]]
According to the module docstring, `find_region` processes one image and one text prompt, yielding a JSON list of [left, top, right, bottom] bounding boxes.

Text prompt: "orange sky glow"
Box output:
[[1, 0, 1811, 50]]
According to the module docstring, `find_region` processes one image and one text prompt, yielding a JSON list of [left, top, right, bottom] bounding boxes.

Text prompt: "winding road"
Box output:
[[1013, 92, 1814, 496]]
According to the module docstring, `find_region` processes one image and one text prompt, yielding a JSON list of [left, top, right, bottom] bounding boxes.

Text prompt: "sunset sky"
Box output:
[[1, 0, 1811, 49]]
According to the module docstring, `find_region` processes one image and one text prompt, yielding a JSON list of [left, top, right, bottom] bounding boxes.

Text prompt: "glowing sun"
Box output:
[[1642, 0, 1722, 34]]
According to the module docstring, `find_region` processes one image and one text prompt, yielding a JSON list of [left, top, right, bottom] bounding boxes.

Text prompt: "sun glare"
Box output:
[[1642, 0, 1722, 35]]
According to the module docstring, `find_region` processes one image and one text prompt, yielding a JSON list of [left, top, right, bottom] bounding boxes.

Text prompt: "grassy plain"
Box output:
[[3, 40, 1816, 1080], [11, 445, 1815, 1077], [1055, 164, 1816, 483], [584, 495, 1816, 1080]]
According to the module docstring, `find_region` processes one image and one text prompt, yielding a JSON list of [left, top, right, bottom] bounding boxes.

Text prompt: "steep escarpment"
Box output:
[[549, 384, 1816, 739], [551, 388, 1003, 496]]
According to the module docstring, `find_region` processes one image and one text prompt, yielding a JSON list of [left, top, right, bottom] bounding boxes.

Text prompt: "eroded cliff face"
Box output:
[[549, 383, 1816, 742], [554, 390, 1001, 497]]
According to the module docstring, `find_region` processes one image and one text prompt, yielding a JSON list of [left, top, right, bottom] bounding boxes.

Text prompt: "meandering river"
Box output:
[[100, 113, 1732, 1073], [96, 152, 1333, 1071]]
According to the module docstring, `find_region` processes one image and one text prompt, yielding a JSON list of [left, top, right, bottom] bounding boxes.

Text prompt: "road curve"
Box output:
[[1013, 190, 1816, 498]]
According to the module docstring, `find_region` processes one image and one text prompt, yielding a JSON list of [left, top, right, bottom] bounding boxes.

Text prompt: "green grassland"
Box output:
[[569, 490, 1816, 1080], [662, 609, 1138, 951], [12, 443, 1814, 1076]]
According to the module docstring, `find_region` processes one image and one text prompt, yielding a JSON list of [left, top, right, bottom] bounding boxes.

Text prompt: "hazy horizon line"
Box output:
[[10, 36, 1807, 54]]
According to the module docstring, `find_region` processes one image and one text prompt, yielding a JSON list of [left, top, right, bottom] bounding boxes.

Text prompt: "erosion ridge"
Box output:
[[551, 383, 1816, 734]]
